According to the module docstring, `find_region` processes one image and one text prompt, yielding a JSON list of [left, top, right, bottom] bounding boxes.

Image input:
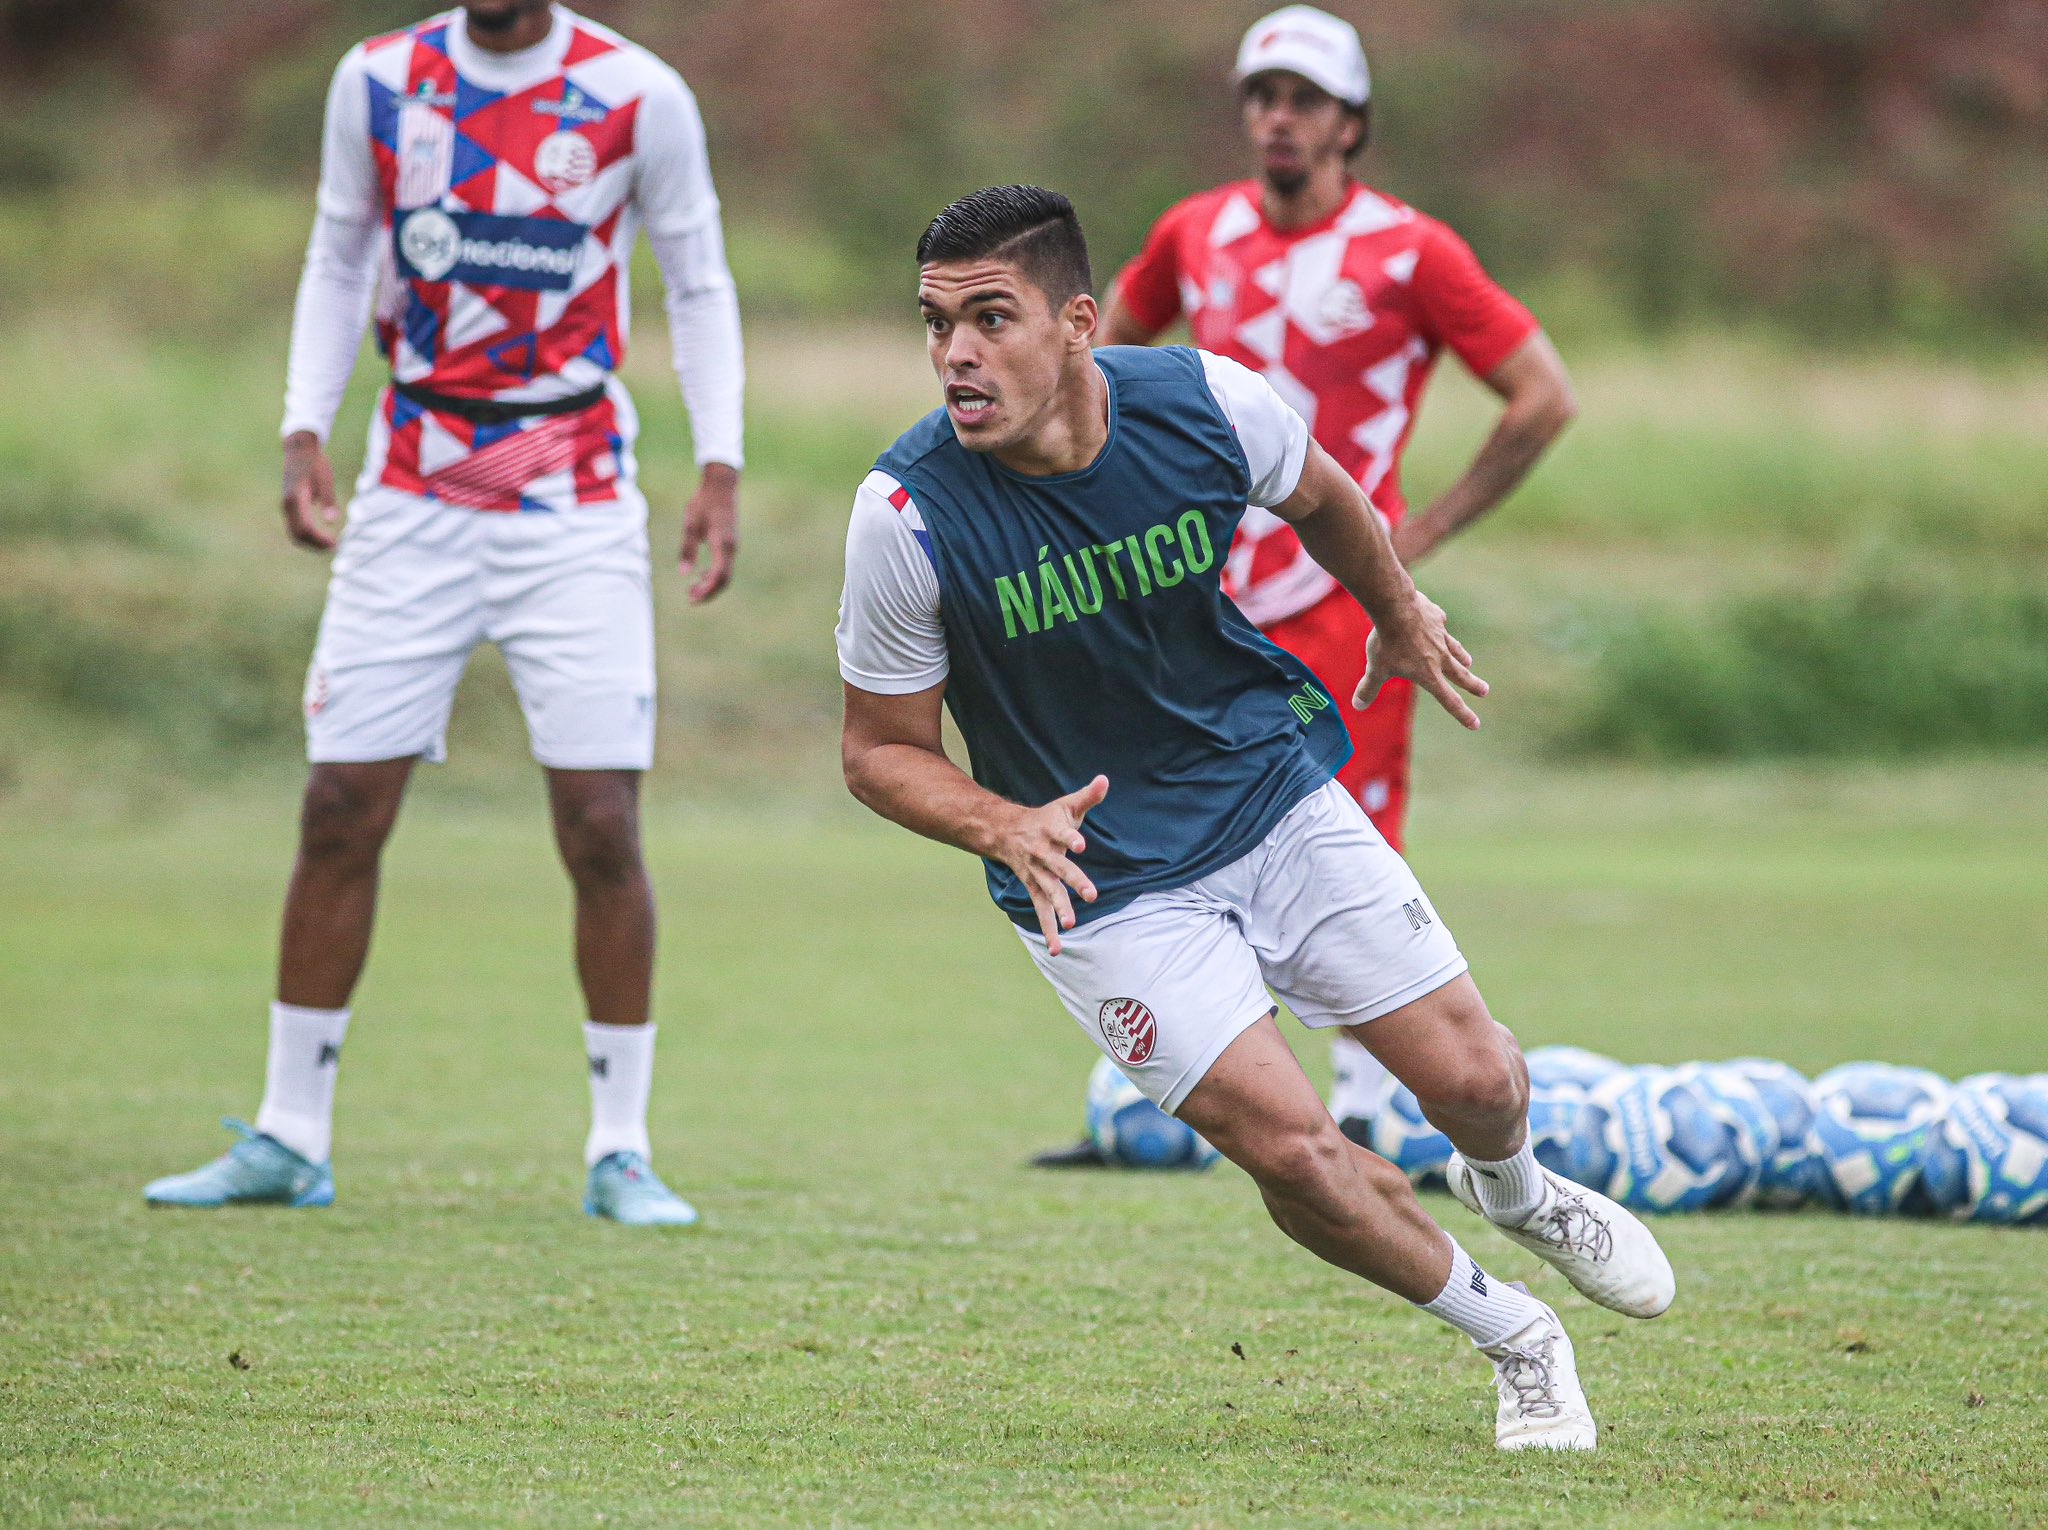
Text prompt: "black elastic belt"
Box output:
[[391, 379, 607, 427]]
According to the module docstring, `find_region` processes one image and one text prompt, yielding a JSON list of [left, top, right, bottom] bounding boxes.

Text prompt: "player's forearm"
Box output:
[[1289, 475, 1422, 642], [843, 740, 1022, 861], [650, 225, 745, 470], [1404, 400, 1570, 553], [279, 212, 381, 443], [1402, 341, 1576, 560]]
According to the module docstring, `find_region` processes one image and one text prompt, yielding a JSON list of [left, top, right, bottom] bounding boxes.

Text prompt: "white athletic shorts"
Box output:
[[303, 485, 655, 770], [1019, 780, 1468, 1113]]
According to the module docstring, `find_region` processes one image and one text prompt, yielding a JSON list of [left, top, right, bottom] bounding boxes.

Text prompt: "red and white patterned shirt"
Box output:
[[1115, 180, 1537, 625], [296, 6, 734, 512]]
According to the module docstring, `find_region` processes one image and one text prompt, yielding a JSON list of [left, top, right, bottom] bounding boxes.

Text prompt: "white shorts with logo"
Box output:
[[303, 485, 656, 770], [1019, 780, 1468, 1113]]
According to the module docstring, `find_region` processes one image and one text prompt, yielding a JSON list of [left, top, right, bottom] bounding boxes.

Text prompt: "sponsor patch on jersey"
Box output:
[[1098, 997, 1157, 1066], [532, 84, 607, 123], [401, 81, 458, 109], [394, 208, 588, 292], [534, 129, 597, 193]]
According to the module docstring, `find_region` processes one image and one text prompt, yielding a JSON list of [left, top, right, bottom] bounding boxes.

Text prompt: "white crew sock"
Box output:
[[1418, 1240, 1547, 1348], [1329, 1032, 1396, 1123], [254, 1001, 349, 1164], [1464, 1138, 1547, 1226], [584, 1021, 656, 1167]]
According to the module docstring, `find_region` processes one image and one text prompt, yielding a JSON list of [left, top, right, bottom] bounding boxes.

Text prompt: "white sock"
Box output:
[[1464, 1138, 1547, 1226], [1418, 1240, 1547, 1348], [1329, 1032, 1395, 1122], [584, 1021, 656, 1166], [254, 1001, 349, 1164]]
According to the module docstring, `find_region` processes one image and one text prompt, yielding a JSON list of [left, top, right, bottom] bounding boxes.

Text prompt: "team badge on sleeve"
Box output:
[[1098, 997, 1158, 1066]]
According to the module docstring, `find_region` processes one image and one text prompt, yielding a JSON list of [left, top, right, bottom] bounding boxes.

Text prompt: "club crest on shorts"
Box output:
[[302, 663, 330, 719], [1098, 997, 1157, 1066]]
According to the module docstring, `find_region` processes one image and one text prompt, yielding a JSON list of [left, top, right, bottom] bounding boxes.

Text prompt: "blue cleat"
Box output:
[[584, 1151, 699, 1227], [143, 1120, 334, 1209]]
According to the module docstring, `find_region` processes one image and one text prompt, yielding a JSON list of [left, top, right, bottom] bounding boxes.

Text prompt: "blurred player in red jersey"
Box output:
[[1037, 5, 1576, 1163]]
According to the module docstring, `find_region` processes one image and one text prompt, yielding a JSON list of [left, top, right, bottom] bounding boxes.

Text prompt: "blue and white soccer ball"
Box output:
[[1085, 1057, 1219, 1170], [1526, 1045, 1628, 1095], [1370, 1084, 1453, 1188], [1918, 1073, 2048, 1224], [1808, 1063, 1950, 1216], [1565, 1067, 1746, 1213], [1725, 1058, 1824, 1208], [1674, 1063, 1779, 1208], [1525, 1080, 1588, 1179]]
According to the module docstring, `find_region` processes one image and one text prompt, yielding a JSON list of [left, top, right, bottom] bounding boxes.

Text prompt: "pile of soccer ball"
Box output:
[[1367, 1048, 2048, 1222], [1084, 1057, 1222, 1170]]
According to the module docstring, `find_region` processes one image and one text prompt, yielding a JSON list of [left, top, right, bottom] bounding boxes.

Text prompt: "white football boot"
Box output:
[[1482, 1286, 1597, 1452], [1446, 1156, 1676, 1319]]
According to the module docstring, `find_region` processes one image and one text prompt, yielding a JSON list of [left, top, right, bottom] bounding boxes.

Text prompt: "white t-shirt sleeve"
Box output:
[[1199, 350, 1312, 506], [836, 472, 949, 694]]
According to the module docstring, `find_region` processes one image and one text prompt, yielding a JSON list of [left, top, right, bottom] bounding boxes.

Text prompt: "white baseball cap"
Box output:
[[1233, 5, 1371, 107]]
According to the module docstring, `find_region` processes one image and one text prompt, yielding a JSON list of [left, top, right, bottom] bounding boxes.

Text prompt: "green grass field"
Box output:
[[4, 763, 2045, 1527], [5, 186, 2047, 1525]]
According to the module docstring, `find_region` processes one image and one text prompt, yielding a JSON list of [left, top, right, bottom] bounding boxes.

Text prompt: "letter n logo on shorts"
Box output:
[[1098, 997, 1157, 1066]]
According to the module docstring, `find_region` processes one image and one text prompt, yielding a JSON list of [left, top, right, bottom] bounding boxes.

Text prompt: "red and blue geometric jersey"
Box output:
[[353, 12, 680, 511]]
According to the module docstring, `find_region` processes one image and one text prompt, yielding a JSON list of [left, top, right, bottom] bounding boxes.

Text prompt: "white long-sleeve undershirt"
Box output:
[[651, 220, 745, 472], [279, 211, 379, 448]]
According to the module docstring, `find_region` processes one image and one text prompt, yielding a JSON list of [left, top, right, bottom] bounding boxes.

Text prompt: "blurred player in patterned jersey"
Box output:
[[1036, 5, 1577, 1166], [144, 1, 741, 1224]]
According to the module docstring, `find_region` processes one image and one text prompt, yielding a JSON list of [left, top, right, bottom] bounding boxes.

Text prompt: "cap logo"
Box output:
[[1259, 26, 1331, 53]]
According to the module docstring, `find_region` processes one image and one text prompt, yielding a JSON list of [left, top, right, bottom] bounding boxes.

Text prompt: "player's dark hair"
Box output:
[[916, 185, 1093, 306]]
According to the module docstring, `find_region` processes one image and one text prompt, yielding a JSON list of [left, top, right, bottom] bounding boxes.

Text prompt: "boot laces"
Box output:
[[1533, 1191, 1613, 1262], [1488, 1333, 1564, 1420]]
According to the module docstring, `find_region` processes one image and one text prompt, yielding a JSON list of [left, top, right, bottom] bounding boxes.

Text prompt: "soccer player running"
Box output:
[[144, 0, 742, 1225], [838, 185, 1672, 1450], [1093, 6, 1579, 1140]]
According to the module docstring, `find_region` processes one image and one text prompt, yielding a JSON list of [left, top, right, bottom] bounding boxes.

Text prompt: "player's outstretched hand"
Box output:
[[679, 463, 740, 604], [997, 775, 1108, 956], [281, 432, 340, 552], [1357, 589, 1489, 730]]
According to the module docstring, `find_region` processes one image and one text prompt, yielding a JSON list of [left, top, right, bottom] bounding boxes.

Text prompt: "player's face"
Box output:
[[463, 0, 550, 37], [918, 260, 1094, 453], [1241, 72, 1359, 194]]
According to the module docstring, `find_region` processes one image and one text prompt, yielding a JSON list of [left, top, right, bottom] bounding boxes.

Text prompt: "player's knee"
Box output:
[[1426, 1052, 1526, 1126], [1246, 1118, 1352, 1201], [298, 773, 398, 865], [554, 796, 643, 887]]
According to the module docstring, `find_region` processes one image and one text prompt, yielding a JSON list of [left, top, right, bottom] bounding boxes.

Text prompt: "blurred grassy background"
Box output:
[[0, 2, 2045, 814], [3, 186, 2046, 813]]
